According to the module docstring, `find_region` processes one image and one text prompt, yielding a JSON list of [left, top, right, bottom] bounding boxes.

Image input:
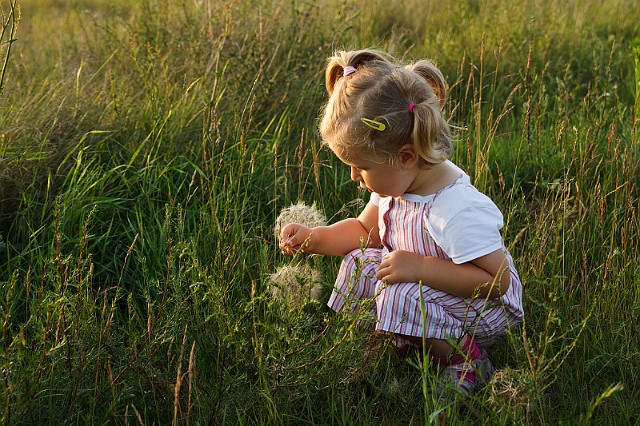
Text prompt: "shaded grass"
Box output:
[[1, 0, 639, 424]]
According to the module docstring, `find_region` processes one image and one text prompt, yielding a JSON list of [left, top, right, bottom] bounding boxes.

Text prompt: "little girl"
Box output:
[[279, 49, 523, 396]]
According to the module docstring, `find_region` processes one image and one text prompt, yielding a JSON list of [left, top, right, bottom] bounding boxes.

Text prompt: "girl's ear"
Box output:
[[398, 144, 419, 169]]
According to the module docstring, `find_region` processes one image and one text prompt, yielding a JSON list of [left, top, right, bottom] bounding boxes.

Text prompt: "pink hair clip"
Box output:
[[408, 103, 416, 113], [343, 66, 357, 76]]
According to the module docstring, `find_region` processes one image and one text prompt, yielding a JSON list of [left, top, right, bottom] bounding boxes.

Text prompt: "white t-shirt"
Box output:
[[370, 162, 504, 264]]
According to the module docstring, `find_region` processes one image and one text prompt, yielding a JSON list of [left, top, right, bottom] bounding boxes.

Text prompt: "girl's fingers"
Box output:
[[376, 266, 387, 281], [279, 230, 297, 248], [281, 241, 301, 256]]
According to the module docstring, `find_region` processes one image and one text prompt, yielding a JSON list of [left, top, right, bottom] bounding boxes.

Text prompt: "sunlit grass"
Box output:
[[1, 0, 639, 423]]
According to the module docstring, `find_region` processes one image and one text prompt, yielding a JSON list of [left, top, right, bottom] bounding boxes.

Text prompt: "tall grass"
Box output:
[[1, 0, 639, 423]]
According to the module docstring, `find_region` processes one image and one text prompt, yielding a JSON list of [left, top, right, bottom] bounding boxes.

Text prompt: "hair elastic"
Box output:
[[408, 103, 416, 113], [361, 117, 386, 131], [343, 66, 357, 76]]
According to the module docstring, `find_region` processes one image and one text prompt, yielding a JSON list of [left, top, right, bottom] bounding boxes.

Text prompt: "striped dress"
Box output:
[[327, 174, 524, 347]]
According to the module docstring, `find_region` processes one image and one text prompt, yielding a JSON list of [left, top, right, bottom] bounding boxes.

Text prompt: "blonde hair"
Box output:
[[319, 49, 452, 165]]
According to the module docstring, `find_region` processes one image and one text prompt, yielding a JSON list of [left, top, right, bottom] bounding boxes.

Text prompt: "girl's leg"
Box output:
[[373, 281, 506, 395], [327, 248, 382, 321], [396, 334, 455, 361], [398, 333, 493, 396]]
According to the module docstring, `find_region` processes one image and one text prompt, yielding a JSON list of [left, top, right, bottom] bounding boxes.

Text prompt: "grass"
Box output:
[[1, 0, 639, 423]]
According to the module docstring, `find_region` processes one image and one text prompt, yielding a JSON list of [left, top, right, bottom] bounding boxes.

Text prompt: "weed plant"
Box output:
[[1, 0, 639, 424]]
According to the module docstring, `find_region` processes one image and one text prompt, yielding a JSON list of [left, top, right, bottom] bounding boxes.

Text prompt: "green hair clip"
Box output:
[[360, 117, 386, 131]]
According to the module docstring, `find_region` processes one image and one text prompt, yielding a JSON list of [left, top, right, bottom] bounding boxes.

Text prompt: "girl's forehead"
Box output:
[[329, 144, 364, 162], [332, 146, 390, 167]]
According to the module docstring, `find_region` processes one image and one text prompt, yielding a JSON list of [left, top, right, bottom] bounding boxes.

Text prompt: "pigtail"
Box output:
[[325, 60, 345, 94], [410, 101, 453, 163], [325, 49, 394, 94], [403, 59, 452, 163], [407, 59, 447, 108]]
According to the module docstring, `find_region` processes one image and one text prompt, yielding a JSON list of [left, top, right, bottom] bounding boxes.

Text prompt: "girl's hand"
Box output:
[[279, 223, 313, 256], [376, 250, 426, 284]]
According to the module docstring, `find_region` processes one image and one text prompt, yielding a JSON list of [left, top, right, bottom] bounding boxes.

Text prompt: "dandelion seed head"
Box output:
[[386, 377, 403, 398], [487, 368, 533, 414], [275, 202, 327, 239], [268, 263, 323, 307]]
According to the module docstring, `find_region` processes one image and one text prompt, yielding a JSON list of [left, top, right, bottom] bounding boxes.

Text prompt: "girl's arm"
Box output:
[[280, 201, 380, 256], [376, 248, 511, 299]]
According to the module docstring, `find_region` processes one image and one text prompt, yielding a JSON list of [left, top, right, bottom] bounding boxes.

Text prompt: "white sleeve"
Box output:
[[426, 188, 504, 264]]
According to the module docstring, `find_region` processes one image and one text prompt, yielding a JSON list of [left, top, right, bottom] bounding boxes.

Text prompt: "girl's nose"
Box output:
[[350, 166, 361, 182]]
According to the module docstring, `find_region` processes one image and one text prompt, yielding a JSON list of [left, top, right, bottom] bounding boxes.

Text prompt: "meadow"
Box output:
[[1, 0, 639, 423]]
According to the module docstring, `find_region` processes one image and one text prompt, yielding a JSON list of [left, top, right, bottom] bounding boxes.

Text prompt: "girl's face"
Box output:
[[333, 148, 417, 197]]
